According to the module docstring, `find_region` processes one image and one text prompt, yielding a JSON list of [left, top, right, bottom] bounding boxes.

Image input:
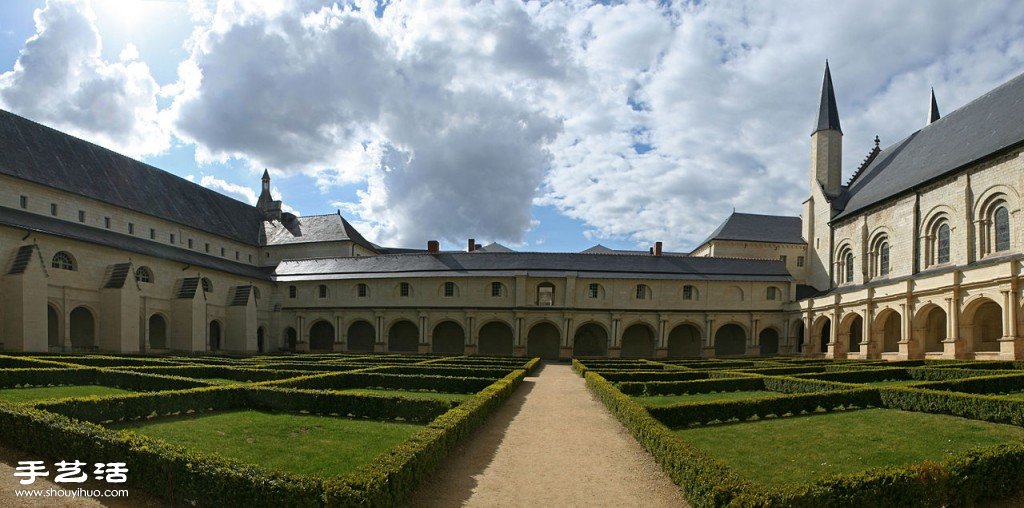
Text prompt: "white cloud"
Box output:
[[198, 174, 299, 215], [0, 0, 170, 157]]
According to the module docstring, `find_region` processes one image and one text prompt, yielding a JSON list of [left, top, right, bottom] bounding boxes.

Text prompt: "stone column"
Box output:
[[702, 316, 715, 358], [999, 289, 1023, 359], [656, 316, 669, 358], [334, 314, 345, 352]]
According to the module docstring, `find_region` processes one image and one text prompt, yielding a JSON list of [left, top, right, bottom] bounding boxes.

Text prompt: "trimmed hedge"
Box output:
[[269, 372, 498, 394], [598, 371, 710, 383], [646, 389, 881, 428], [798, 367, 911, 383], [0, 367, 210, 392], [616, 377, 765, 397]]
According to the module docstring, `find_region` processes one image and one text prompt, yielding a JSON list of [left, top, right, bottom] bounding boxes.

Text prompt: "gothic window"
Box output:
[[51, 252, 75, 271], [845, 252, 854, 283], [937, 223, 950, 264], [134, 266, 153, 283], [879, 242, 890, 276], [201, 278, 213, 293], [995, 206, 1010, 252]]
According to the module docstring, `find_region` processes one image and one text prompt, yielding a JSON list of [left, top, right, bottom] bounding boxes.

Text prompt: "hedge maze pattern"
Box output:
[[0, 352, 538, 506], [575, 356, 1024, 507]]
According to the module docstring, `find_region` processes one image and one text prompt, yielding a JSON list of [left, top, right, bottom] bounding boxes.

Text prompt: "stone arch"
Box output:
[[346, 320, 375, 352], [47, 304, 60, 348], [840, 313, 864, 353], [964, 298, 1003, 353], [913, 304, 946, 353], [813, 316, 831, 353], [573, 322, 609, 357], [793, 319, 805, 353], [526, 322, 561, 360], [714, 323, 746, 356], [69, 306, 96, 349], [726, 286, 744, 301], [432, 321, 465, 354], [257, 326, 265, 353], [758, 327, 779, 356], [478, 321, 514, 356], [208, 320, 222, 351], [309, 320, 334, 351], [873, 308, 902, 353], [149, 314, 168, 349], [667, 323, 701, 358], [620, 323, 656, 358], [388, 320, 419, 353], [284, 327, 297, 352]]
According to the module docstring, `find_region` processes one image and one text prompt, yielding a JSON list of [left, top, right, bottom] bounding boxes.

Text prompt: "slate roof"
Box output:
[[275, 252, 792, 281], [0, 205, 272, 280], [833, 70, 1024, 222], [580, 244, 688, 256], [695, 212, 804, 249], [263, 213, 377, 252], [0, 109, 266, 245], [813, 62, 842, 134]]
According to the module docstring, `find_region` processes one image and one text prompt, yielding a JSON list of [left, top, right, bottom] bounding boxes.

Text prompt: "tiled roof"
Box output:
[[263, 213, 376, 252], [0, 109, 266, 244], [696, 212, 804, 249], [833, 70, 1024, 221]]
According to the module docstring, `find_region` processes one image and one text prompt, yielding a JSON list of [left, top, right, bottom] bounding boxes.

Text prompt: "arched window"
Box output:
[[837, 247, 854, 284], [490, 282, 505, 297], [51, 251, 75, 271], [635, 284, 651, 300], [879, 242, 890, 276], [682, 285, 697, 300], [317, 284, 328, 299], [995, 206, 1010, 252], [537, 282, 555, 306], [443, 281, 456, 297], [399, 282, 411, 297], [134, 266, 153, 283], [845, 252, 854, 283], [937, 223, 951, 264], [357, 283, 369, 297], [201, 277, 213, 293]]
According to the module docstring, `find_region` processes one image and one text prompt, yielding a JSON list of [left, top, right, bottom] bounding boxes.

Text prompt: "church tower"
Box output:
[[256, 169, 283, 221], [802, 61, 844, 291]]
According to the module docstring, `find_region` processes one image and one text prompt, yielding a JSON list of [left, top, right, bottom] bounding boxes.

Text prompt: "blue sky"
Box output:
[[0, 1, 1022, 252]]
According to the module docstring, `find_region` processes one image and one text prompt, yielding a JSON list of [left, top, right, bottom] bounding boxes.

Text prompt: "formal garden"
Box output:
[[0, 352, 538, 505], [575, 356, 1024, 507]]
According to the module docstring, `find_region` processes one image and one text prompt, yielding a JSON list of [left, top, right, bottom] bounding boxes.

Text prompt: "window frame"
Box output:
[[51, 251, 75, 271]]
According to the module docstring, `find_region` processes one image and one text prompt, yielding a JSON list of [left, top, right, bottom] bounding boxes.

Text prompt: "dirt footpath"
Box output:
[[409, 363, 689, 507]]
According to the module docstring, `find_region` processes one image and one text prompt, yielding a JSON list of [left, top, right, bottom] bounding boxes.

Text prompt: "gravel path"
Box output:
[[409, 363, 689, 507]]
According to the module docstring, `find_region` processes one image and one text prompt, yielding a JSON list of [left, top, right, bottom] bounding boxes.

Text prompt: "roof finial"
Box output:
[[812, 60, 842, 135], [874, 135, 880, 149], [927, 87, 941, 125]]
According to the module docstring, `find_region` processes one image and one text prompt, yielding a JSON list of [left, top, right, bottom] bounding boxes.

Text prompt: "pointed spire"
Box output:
[[262, 168, 270, 182], [927, 88, 941, 125], [812, 60, 842, 135]]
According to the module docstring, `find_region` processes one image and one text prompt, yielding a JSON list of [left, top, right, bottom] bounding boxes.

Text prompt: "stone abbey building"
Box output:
[[0, 63, 1021, 360]]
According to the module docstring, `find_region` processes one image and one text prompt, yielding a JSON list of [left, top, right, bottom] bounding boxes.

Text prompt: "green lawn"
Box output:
[[676, 408, 1024, 486], [115, 410, 421, 477], [633, 390, 780, 406], [339, 388, 472, 402], [200, 378, 247, 385], [0, 385, 134, 403]]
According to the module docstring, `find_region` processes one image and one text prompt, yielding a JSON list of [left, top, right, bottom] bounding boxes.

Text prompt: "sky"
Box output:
[[0, 1, 1022, 253]]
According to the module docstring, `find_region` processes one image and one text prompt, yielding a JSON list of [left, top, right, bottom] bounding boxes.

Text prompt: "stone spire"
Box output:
[[928, 88, 941, 125], [813, 61, 842, 135]]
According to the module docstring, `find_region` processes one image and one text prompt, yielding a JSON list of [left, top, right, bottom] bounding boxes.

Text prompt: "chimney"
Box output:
[[427, 240, 439, 254], [654, 242, 663, 256], [468, 238, 476, 252]]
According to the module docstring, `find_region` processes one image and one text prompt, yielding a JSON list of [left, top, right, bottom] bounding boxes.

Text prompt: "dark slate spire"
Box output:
[[928, 87, 941, 124], [813, 61, 842, 135]]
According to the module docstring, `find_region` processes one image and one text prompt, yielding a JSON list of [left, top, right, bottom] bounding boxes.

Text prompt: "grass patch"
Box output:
[[338, 388, 472, 402], [633, 390, 780, 406], [113, 410, 422, 477], [0, 385, 134, 404], [676, 408, 1024, 486]]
